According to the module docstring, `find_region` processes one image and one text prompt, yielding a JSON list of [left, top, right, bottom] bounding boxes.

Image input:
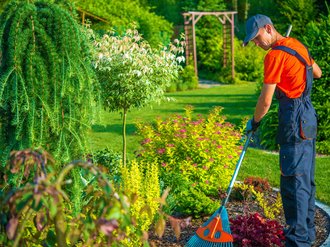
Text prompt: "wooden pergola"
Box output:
[[77, 7, 110, 26], [182, 11, 237, 80]]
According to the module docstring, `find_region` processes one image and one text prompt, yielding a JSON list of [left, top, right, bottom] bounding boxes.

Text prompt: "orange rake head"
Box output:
[[196, 215, 233, 243], [186, 207, 233, 247]]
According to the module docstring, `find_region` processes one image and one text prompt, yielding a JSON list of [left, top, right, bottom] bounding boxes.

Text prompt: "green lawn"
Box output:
[[87, 82, 330, 205]]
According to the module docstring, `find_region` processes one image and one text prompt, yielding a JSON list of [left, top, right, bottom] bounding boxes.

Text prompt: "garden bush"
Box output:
[[167, 58, 199, 92], [90, 148, 122, 183], [230, 212, 285, 247], [0, 149, 137, 246], [303, 11, 330, 154], [136, 106, 242, 217]]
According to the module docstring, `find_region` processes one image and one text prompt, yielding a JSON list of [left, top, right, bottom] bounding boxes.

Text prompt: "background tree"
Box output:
[[93, 29, 185, 166], [0, 0, 98, 165], [74, 0, 173, 48]]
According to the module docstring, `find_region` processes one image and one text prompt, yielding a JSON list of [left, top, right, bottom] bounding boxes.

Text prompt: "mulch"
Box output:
[[149, 192, 330, 247]]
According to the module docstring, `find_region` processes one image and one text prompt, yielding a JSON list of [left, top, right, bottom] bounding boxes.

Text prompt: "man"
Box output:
[[243, 14, 322, 247]]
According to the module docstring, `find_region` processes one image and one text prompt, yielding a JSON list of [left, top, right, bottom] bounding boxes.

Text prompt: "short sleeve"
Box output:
[[264, 53, 283, 84]]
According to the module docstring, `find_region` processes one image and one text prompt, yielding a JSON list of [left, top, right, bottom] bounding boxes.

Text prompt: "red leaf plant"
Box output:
[[230, 212, 285, 247]]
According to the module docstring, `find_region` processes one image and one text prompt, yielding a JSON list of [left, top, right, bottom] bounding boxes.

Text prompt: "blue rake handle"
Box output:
[[203, 131, 253, 227], [222, 131, 253, 207]]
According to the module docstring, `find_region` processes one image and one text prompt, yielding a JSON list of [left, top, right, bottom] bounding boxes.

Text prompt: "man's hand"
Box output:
[[245, 117, 260, 133]]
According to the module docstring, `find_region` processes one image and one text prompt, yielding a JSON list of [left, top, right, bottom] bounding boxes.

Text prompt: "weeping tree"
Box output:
[[0, 0, 98, 166]]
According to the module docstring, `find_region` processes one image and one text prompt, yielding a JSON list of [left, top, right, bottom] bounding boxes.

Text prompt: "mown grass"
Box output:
[[87, 82, 330, 205]]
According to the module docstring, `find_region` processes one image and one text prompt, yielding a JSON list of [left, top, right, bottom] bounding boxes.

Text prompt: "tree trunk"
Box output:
[[122, 109, 127, 167]]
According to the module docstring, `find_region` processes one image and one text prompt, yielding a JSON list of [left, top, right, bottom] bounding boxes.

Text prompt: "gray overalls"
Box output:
[[273, 45, 317, 247]]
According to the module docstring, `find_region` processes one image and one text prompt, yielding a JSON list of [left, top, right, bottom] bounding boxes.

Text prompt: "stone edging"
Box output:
[[316, 200, 330, 247]]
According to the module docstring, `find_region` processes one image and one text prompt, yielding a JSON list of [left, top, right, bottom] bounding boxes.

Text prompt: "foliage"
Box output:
[[230, 212, 285, 247], [234, 37, 266, 83], [257, 104, 279, 150], [0, 149, 136, 246], [90, 148, 122, 183], [233, 182, 282, 220], [275, 0, 317, 39], [136, 106, 242, 217], [243, 176, 271, 193], [75, 0, 173, 48], [120, 159, 160, 246], [92, 28, 184, 165], [167, 57, 199, 92], [303, 8, 330, 154], [0, 0, 98, 166]]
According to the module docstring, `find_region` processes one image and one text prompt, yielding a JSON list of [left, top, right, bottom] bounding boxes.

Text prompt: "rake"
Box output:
[[186, 131, 253, 247]]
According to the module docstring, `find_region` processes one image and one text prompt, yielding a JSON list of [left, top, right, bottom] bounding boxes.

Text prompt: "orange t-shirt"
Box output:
[[264, 37, 314, 98]]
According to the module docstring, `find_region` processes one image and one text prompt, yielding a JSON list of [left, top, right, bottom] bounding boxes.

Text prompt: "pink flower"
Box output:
[[203, 166, 208, 170], [157, 148, 165, 154], [228, 155, 233, 159], [217, 145, 222, 149], [161, 162, 167, 167], [192, 163, 198, 167], [179, 129, 187, 133], [167, 143, 175, 147], [209, 158, 214, 162], [142, 138, 151, 145], [205, 180, 209, 184]]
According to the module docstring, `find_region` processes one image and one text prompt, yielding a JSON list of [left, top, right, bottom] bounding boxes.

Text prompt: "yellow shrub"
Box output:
[[121, 160, 160, 246]]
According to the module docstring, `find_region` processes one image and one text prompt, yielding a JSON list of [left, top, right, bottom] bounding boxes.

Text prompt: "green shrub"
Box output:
[[234, 37, 266, 83], [166, 58, 198, 92], [136, 106, 242, 217], [258, 104, 279, 151], [91, 148, 122, 183], [303, 12, 330, 154]]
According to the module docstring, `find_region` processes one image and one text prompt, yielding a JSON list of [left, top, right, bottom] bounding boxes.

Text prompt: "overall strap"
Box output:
[[272, 45, 313, 98], [272, 46, 311, 66]]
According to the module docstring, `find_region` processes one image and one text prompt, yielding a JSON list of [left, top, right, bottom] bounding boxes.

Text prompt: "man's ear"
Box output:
[[264, 24, 272, 34]]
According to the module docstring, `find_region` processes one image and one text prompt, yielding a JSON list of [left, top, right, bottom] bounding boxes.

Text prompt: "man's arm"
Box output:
[[253, 83, 277, 122], [312, 62, 322, 78]]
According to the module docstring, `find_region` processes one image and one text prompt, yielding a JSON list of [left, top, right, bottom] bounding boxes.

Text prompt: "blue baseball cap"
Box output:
[[243, 14, 273, 46]]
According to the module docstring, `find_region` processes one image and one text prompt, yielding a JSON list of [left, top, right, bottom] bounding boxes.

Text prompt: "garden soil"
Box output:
[[149, 193, 330, 247]]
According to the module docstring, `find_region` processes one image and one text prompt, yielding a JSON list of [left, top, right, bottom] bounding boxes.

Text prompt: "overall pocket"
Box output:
[[299, 103, 317, 140], [280, 143, 306, 176], [277, 106, 298, 145]]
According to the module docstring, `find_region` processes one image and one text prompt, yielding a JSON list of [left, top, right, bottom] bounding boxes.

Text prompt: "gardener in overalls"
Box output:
[[243, 14, 322, 247]]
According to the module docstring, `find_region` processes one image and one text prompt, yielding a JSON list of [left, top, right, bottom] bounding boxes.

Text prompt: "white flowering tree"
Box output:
[[93, 29, 185, 165]]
